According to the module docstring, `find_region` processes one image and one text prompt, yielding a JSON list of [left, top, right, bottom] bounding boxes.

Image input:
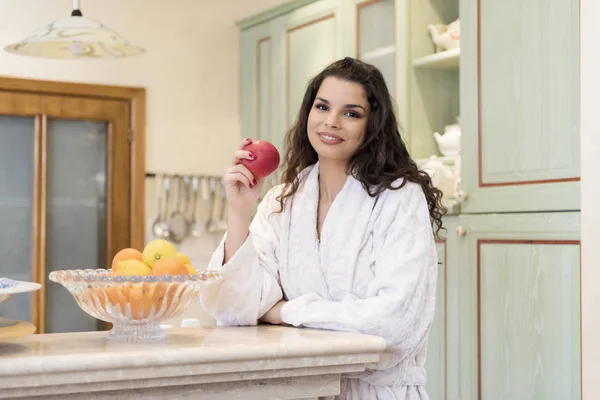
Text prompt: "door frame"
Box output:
[[0, 76, 146, 250]]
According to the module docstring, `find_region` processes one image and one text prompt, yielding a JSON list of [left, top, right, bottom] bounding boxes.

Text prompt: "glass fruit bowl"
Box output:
[[49, 268, 222, 342]]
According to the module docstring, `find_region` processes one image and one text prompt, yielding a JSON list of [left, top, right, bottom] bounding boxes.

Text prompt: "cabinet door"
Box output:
[[460, 0, 580, 213], [0, 91, 131, 334], [0, 116, 36, 323], [457, 212, 581, 399], [343, 0, 397, 98], [425, 215, 460, 400], [240, 21, 275, 146], [270, 0, 339, 147]]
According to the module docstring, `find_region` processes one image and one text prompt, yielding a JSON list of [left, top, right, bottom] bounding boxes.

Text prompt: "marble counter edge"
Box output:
[[0, 327, 387, 378]]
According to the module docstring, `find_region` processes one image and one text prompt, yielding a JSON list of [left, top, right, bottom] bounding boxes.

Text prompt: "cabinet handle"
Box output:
[[456, 226, 467, 236], [456, 190, 468, 203]]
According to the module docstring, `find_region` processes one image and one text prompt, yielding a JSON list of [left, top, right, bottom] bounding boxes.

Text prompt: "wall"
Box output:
[[580, 0, 600, 396]]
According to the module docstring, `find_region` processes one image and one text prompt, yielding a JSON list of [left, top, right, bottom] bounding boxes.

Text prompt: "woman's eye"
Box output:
[[315, 104, 328, 111], [345, 111, 358, 118]]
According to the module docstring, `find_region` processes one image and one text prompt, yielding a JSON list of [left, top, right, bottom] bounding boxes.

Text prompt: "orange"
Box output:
[[111, 248, 143, 272], [129, 284, 156, 319], [105, 285, 128, 314], [152, 258, 188, 276]]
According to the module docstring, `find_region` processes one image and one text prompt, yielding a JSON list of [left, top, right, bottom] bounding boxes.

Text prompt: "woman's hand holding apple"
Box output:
[[223, 138, 281, 214], [222, 138, 280, 264], [223, 138, 265, 215]]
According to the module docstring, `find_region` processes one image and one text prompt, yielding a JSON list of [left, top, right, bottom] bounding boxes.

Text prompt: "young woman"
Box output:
[[200, 57, 446, 399]]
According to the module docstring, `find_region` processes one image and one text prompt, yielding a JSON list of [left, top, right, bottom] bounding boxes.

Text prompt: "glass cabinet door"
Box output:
[[0, 116, 35, 323], [357, 0, 396, 95], [43, 119, 108, 333]]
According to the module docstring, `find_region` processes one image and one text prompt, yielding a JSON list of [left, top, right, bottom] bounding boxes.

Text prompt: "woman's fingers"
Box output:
[[238, 137, 252, 149], [231, 137, 253, 165], [234, 150, 256, 162], [223, 171, 251, 189], [224, 164, 256, 188]]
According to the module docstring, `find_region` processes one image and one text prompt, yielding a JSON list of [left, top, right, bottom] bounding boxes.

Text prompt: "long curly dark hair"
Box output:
[[277, 57, 447, 239]]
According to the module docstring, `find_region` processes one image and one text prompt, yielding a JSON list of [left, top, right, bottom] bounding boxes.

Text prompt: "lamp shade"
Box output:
[[4, 15, 145, 59]]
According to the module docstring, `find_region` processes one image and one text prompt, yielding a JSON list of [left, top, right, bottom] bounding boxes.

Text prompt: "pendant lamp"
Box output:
[[4, 0, 145, 59]]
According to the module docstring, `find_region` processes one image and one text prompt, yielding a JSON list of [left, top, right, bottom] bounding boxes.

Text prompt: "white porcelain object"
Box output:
[[428, 18, 460, 52], [0, 279, 41, 304], [420, 156, 456, 204], [180, 318, 201, 328], [433, 123, 462, 156]]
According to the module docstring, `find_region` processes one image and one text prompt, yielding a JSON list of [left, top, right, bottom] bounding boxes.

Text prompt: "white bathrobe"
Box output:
[[200, 162, 438, 400]]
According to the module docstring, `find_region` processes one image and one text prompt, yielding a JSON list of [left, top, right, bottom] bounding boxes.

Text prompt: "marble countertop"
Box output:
[[0, 325, 387, 399]]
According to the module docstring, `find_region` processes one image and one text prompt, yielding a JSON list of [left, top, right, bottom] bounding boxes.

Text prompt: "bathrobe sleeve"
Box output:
[[280, 183, 437, 358], [200, 187, 284, 326]]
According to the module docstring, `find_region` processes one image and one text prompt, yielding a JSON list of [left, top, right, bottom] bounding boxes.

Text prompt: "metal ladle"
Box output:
[[206, 177, 217, 232], [151, 174, 171, 239], [169, 176, 190, 243], [189, 176, 204, 238]]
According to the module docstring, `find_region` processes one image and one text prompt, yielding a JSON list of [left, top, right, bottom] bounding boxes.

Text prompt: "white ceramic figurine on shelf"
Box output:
[[428, 18, 460, 52], [433, 119, 461, 157], [419, 156, 456, 205]]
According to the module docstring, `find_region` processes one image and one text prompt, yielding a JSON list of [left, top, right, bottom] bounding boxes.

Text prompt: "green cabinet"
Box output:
[[457, 212, 581, 399], [460, 0, 580, 213], [427, 215, 460, 399], [238, 1, 581, 398]]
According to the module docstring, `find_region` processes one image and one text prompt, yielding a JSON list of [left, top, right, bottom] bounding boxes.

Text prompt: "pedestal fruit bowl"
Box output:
[[49, 239, 222, 342]]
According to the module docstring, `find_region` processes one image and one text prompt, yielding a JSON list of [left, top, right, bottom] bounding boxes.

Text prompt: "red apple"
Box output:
[[240, 140, 281, 178]]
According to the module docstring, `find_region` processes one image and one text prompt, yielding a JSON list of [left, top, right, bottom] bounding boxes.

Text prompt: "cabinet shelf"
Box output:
[[360, 45, 395, 63], [415, 154, 460, 166], [412, 48, 460, 69]]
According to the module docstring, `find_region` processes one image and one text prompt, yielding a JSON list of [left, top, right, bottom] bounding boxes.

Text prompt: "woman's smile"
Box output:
[[317, 131, 344, 144]]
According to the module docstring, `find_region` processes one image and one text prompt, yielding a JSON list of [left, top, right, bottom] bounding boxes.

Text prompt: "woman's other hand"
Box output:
[[259, 300, 287, 325]]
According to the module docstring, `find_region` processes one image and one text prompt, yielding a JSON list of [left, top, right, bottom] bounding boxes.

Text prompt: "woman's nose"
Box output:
[[324, 114, 340, 128]]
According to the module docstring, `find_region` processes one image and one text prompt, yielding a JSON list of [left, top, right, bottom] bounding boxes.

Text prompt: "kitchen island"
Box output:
[[0, 325, 387, 399]]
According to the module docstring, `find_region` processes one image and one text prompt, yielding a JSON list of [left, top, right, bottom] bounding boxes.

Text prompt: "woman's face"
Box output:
[[307, 76, 369, 164]]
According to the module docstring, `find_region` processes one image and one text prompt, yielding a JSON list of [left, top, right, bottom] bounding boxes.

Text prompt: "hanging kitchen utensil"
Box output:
[[163, 176, 174, 240], [168, 176, 189, 243], [151, 174, 170, 239], [189, 176, 204, 238], [216, 178, 228, 232], [206, 177, 218, 233]]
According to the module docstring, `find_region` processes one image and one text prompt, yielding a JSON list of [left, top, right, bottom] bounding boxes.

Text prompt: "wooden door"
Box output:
[[460, 0, 580, 213], [457, 212, 581, 399], [0, 90, 133, 334]]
